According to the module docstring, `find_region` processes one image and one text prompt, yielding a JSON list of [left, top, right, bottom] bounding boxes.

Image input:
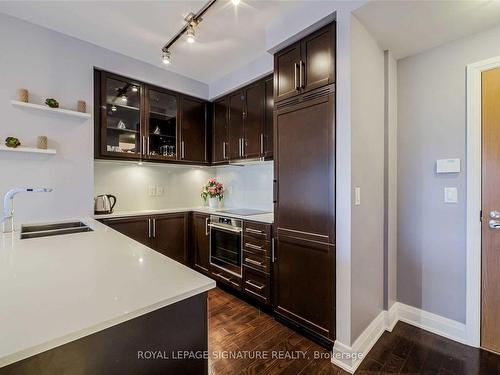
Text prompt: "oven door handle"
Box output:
[[208, 223, 242, 233]]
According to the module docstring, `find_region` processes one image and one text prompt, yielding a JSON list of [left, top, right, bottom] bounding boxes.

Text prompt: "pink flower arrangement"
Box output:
[[201, 178, 224, 201]]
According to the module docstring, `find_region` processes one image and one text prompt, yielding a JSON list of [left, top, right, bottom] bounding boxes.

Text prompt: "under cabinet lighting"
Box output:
[[186, 25, 195, 43], [232, 0, 240, 5]]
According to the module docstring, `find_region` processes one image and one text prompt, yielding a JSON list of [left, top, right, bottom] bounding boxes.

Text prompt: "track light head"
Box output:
[[186, 25, 195, 44], [162, 49, 171, 64]]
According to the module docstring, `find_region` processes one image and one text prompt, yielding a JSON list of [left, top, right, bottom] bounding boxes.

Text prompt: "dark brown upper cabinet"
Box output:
[[243, 80, 265, 159], [96, 70, 144, 160], [274, 22, 335, 103], [94, 69, 208, 166], [179, 96, 208, 164], [263, 76, 274, 159], [212, 97, 229, 164], [222, 75, 273, 162], [145, 85, 179, 161], [228, 91, 245, 160]]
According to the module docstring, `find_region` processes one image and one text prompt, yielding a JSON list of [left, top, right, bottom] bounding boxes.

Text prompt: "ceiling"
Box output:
[[354, 0, 500, 60], [0, 0, 304, 84]]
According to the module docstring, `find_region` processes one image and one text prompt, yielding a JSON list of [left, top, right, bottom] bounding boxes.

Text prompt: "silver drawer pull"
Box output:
[[246, 228, 264, 235], [215, 273, 232, 283], [245, 243, 263, 251], [245, 288, 264, 299], [245, 280, 265, 290], [245, 258, 263, 266]]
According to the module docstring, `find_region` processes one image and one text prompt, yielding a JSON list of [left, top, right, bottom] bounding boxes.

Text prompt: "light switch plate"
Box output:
[[444, 187, 458, 203], [437, 159, 461, 173], [354, 187, 361, 206]]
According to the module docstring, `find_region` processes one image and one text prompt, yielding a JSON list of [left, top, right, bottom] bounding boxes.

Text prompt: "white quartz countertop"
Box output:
[[94, 207, 274, 224], [0, 218, 216, 367]]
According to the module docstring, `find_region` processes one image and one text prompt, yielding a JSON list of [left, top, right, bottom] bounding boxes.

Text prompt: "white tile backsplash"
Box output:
[[94, 161, 274, 211]]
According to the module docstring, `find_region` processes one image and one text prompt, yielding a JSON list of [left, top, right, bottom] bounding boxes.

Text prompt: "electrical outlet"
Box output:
[[148, 185, 156, 197], [156, 185, 164, 196]]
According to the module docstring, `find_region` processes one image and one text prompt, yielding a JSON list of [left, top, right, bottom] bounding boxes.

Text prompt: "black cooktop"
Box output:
[[217, 209, 271, 216]]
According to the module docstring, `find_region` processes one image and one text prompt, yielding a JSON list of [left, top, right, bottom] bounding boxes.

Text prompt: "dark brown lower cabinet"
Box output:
[[101, 216, 151, 247], [1, 293, 209, 375], [192, 212, 210, 274], [273, 235, 335, 343], [99, 213, 188, 265], [153, 213, 188, 264]]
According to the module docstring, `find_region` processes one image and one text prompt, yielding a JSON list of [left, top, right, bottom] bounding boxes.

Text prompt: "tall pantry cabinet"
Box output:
[[272, 22, 336, 347]]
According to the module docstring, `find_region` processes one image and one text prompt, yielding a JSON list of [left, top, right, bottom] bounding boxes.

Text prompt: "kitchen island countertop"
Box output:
[[0, 218, 216, 367]]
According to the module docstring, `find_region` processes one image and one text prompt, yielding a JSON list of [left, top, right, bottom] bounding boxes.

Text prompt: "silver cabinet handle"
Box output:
[[208, 223, 242, 233], [245, 258, 263, 266], [490, 210, 500, 219], [148, 219, 151, 238], [238, 138, 242, 157], [245, 243, 263, 251], [245, 280, 265, 290], [246, 228, 264, 235], [294, 62, 299, 90], [146, 136, 150, 155], [244, 288, 264, 299], [271, 238, 275, 263], [181, 141, 185, 159], [141, 136, 145, 156], [153, 218, 156, 238], [300, 60, 305, 88], [223, 142, 227, 160], [205, 217, 209, 236], [260, 133, 264, 155], [489, 219, 500, 229]]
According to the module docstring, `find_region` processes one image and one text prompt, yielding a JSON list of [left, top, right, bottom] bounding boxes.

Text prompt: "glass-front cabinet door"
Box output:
[[145, 88, 178, 160], [100, 73, 143, 158]]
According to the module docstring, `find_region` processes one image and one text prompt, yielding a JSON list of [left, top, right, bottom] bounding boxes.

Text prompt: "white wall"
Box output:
[[0, 13, 207, 227], [397, 23, 500, 324], [385, 51, 398, 310], [350, 15, 385, 342]]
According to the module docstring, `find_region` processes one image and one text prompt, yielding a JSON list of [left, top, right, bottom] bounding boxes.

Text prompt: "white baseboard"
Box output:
[[331, 302, 469, 373], [332, 310, 387, 373]]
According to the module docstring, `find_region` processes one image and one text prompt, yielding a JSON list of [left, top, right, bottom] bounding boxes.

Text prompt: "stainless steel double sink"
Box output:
[[20, 221, 93, 239]]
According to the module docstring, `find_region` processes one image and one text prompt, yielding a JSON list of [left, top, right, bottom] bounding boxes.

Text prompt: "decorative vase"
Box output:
[[37, 136, 48, 150], [18, 89, 29, 103], [208, 197, 219, 209]]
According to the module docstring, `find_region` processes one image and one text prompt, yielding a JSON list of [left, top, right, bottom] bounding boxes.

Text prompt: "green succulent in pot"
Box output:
[[45, 98, 59, 108], [5, 137, 21, 148]]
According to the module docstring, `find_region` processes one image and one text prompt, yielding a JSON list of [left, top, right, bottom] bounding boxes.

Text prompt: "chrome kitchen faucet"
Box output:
[[2, 188, 53, 233]]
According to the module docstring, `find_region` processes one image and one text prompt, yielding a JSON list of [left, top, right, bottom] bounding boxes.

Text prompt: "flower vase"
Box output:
[[208, 197, 219, 209]]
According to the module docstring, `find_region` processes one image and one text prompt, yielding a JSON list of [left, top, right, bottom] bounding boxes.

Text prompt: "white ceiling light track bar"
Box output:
[[161, 0, 218, 65]]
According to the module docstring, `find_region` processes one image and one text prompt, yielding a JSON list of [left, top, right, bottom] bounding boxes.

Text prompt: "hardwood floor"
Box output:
[[208, 288, 500, 375]]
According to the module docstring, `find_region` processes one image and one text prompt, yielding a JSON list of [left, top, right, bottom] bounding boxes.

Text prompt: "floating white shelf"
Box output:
[[0, 145, 56, 155], [10, 100, 91, 119]]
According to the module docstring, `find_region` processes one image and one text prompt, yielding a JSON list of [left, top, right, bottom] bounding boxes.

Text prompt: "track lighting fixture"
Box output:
[[162, 49, 171, 64], [111, 105, 117, 112], [121, 94, 127, 102], [132, 86, 138, 92], [160, 0, 217, 65], [186, 25, 196, 43]]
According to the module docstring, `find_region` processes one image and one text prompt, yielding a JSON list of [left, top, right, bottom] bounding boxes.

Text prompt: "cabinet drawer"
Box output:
[[243, 250, 270, 274], [243, 266, 270, 304], [244, 221, 271, 240], [243, 236, 270, 255], [210, 265, 242, 291]]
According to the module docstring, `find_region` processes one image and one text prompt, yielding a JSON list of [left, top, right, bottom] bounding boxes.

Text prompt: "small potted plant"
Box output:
[[201, 178, 224, 209]]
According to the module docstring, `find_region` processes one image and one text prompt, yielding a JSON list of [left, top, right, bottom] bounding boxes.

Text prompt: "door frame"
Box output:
[[466, 55, 500, 348]]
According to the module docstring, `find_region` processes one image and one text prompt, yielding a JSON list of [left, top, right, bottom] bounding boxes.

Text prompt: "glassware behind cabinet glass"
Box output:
[[147, 89, 177, 158]]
